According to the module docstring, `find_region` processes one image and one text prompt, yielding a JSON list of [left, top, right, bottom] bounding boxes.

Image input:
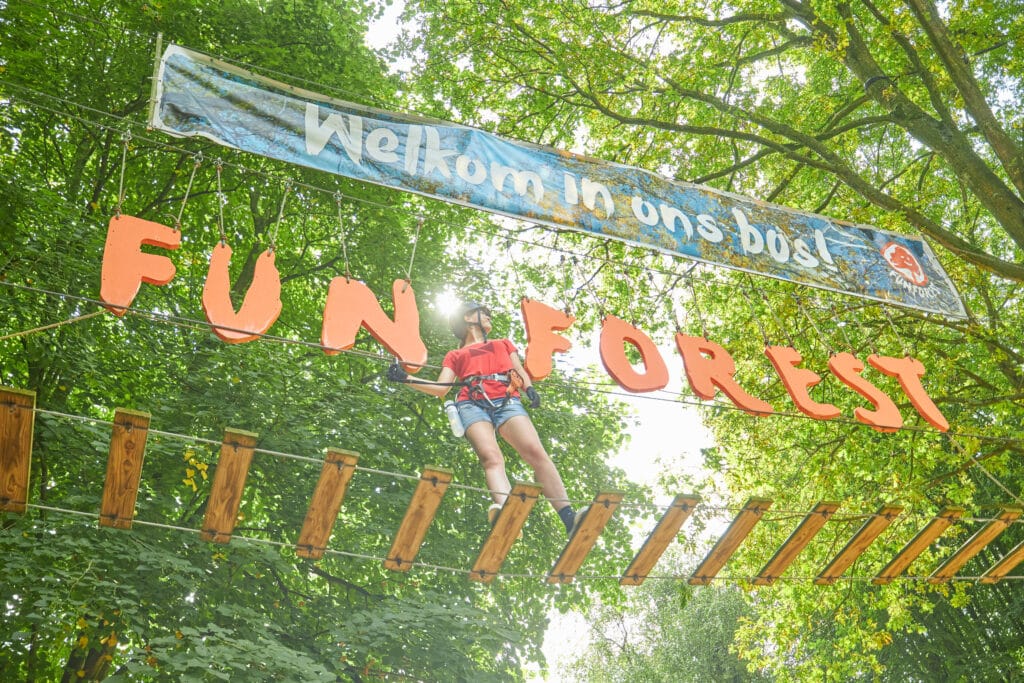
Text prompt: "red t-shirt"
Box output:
[[442, 339, 519, 401]]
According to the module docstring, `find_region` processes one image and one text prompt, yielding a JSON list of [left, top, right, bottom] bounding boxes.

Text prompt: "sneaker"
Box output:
[[488, 503, 523, 539], [568, 505, 590, 539], [487, 503, 502, 526]]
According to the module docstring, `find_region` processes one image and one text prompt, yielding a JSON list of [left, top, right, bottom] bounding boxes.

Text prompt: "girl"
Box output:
[[388, 301, 584, 536]]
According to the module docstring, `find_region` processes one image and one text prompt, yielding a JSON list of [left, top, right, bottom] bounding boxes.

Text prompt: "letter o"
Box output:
[[767, 230, 791, 263], [456, 155, 488, 184], [599, 315, 669, 393]]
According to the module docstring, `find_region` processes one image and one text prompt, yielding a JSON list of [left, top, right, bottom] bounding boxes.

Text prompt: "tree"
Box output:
[[0, 1, 638, 679], [566, 560, 770, 682], [400, 0, 1024, 678]]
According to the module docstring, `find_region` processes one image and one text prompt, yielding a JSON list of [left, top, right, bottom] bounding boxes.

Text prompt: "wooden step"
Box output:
[[295, 448, 359, 559], [99, 408, 151, 529], [547, 491, 623, 584], [469, 482, 543, 583], [753, 502, 839, 585], [384, 467, 452, 572], [0, 387, 36, 514], [815, 505, 903, 585], [620, 494, 700, 586], [689, 498, 772, 585], [201, 428, 259, 544]]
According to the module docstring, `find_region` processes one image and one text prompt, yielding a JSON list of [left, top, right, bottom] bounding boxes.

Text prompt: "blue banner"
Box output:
[[150, 44, 966, 318]]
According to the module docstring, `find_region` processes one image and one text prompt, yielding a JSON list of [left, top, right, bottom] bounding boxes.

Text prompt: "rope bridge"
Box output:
[[2, 387, 1022, 585]]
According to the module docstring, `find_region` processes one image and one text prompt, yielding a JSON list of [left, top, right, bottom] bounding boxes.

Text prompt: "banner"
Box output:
[[150, 44, 966, 318]]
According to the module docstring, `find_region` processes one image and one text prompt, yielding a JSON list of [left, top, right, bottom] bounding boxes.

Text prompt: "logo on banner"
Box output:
[[881, 242, 928, 287]]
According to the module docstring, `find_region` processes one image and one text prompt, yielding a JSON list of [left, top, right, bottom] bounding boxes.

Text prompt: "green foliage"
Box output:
[[401, 0, 1024, 679], [0, 1, 639, 680], [566, 570, 769, 683]]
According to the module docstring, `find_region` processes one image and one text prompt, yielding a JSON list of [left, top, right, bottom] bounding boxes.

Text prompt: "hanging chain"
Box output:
[[741, 274, 770, 346], [758, 283, 797, 348], [879, 303, 910, 357], [685, 272, 709, 339], [793, 294, 835, 356], [215, 159, 226, 244], [334, 192, 353, 281], [269, 180, 292, 252], [173, 152, 202, 232], [402, 215, 424, 291], [114, 130, 132, 216]]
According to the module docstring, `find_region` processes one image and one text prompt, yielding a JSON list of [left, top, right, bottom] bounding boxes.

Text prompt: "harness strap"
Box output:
[[467, 372, 511, 384]]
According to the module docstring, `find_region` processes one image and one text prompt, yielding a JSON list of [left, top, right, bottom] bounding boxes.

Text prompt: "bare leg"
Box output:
[[464, 421, 511, 505], [498, 414, 571, 512]]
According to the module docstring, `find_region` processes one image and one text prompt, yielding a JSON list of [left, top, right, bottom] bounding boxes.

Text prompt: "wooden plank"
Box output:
[[980, 538, 1024, 584], [815, 505, 903, 585], [753, 502, 840, 585], [547, 491, 624, 584], [872, 506, 965, 584], [689, 498, 773, 586], [98, 408, 151, 529], [928, 507, 1023, 584], [469, 481, 543, 583], [295, 448, 359, 559], [0, 388, 36, 514], [200, 429, 259, 544], [620, 494, 700, 586], [384, 467, 452, 572]]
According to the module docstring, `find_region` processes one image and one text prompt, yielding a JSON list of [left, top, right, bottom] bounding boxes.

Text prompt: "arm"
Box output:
[[509, 352, 541, 408], [509, 352, 533, 390], [402, 366, 459, 399]]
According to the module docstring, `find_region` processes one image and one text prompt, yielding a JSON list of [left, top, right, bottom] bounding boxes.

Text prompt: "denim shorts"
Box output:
[[456, 396, 529, 431]]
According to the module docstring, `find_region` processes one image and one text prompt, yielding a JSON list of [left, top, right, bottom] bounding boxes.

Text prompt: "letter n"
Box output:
[[100, 215, 180, 316], [321, 278, 427, 371]]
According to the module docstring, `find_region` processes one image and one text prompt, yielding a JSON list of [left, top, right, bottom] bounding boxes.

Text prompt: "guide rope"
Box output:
[[215, 158, 227, 244], [174, 152, 202, 232], [114, 130, 131, 216], [270, 180, 292, 252], [334, 192, 353, 281]]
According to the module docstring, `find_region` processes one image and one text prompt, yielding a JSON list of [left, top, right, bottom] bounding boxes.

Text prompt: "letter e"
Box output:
[[765, 345, 840, 420]]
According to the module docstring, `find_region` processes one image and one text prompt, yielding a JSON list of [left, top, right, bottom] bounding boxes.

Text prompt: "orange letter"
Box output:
[[599, 315, 669, 393], [321, 278, 427, 371], [675, 334, 773, 416], [100, 215, 180, 316], [521, 297, 575, 380], [764, 345, 840, 420], [201, 243, 283, 343], [867, 354, 949, 432], [827, 352, 902, 432]]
